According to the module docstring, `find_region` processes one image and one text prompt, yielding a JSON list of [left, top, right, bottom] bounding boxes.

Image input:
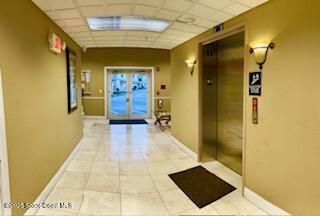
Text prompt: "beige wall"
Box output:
[[0, 1, 83, 215], [81, 48, 171, 116], [171, 0, 320, 215]]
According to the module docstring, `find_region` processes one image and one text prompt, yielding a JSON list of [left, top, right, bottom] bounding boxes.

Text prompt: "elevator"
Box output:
[[202, 32, 244, 175]]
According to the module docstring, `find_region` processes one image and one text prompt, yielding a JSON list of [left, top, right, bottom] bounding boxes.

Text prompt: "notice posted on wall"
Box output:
[[249, 72, 262, 96]]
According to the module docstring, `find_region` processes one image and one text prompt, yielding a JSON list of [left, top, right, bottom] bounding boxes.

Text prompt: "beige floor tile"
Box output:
[[95, 152, 120, 162], [160, 189, 196, 215], [73, 150, 96, 162], [45, 118, 257, 216], [121, 193, 169, 215], [119, 151, 143, 162], [151, 174, 178, 192], [79, 190, 120, 215], [142, 151, 168, 162], [91, 161, 119, 175], [222, 190, 258, 215], [211, 199, 239, 215], [211, 167, 240, 183], [45, 187, 83, 214], [146, 161, 177, 175], [36, 208, 76, 216], [120, 175, 158, 193], [86, 173, 120, 193], [248, 208, 269, 215], [176, 205, 220, 215], [120, 161, 149, 176], [56, 171, 89, 190], [170, 158, 200, 170], [66, 160, 93, 173]]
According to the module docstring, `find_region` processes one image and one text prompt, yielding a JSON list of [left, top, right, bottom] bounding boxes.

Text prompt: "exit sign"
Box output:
[[49, 33, 62, 54]]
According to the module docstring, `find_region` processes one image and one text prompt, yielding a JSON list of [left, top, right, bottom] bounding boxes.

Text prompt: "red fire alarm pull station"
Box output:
[[252, 98, 258, 124]]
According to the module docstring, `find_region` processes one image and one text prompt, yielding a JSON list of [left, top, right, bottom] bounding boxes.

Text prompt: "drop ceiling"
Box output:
[[32, 0, 268, 50]]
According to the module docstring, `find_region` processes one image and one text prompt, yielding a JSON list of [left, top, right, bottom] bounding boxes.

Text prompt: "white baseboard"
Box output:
[[24, 139, 84, 216], [169, 135, 198, 161], [84, 115, 106, 119], [244, 187, 291, 216]]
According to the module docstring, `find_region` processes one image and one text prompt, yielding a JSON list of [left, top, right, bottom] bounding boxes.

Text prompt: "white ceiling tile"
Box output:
[[63, 18, 85, 27], [170, 22, 206, 34], [163, 0, 193, 12], [136, 0, 163, 7], [48, 0, 75, 10], [193, 17, 217, 28], [64, 26, 89, 33], [222, 2, 250, 15], [92, 31, 127, 37], [32, 0, 51, 11], [199, 0, 233, 10], [95, 36, 125, 41], [81, 6, 108, 16], [187, 4, 216, 18], [77, 0, 106, 6], [235, 0, 268, 7], [73, 32, 92, 38], [145, 32, 161, 37], [134, 5, 158, 17], [32, 0, 265, 49], [126, 36, 148, 41], [164, 28, 182, 36], [107, 0, 132, 4], [106, 4, 132, 15], [127, 31, 146, 36], [159, 34, 178, 40], [209, 11, 233, 22], [46, 9, 81, 20], [157, 9, 179, 20]]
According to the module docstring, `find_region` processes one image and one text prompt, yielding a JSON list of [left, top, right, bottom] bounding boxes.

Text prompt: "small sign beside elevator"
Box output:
[[249, 72, 262, 96]]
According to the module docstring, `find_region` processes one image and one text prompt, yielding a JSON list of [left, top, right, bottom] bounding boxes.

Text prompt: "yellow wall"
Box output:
[[81, 48, 171, 116], [0, 1, 83, 215], [171, 0, 320, 215]]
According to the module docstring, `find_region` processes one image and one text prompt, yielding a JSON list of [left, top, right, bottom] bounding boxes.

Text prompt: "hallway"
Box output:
[[35, 118, 266, 216]]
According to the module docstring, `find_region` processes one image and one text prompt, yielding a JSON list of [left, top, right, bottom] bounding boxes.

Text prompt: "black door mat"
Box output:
[[109, 119, 148, 125], [169, 166, 236, 208]]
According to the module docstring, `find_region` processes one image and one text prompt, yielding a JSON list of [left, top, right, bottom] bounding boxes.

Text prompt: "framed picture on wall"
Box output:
[[66, 47, 78, 113]]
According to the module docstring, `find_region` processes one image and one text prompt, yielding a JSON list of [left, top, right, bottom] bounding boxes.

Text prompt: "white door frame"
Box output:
[[0, 69, 12, 216], [104, 66, 155, 119]]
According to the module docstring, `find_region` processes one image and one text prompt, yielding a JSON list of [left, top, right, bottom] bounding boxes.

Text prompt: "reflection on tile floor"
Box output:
[[35, 118, 268, 216]]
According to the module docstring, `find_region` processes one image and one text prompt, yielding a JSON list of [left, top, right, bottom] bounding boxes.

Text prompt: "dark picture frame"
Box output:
[[66, 47, 78, 113]]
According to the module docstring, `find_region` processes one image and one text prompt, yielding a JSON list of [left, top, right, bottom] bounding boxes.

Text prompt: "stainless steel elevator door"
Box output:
[[216, 33, 244, 174]]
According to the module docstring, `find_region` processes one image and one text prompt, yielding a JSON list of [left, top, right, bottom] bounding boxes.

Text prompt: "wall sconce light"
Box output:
[[249, 42, 275, 70], [185, 59, 197, 76]]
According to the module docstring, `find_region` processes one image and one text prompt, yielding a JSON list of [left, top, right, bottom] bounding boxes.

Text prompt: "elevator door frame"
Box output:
[[198, 22, 247, 190], [104, 66, 155, 120]]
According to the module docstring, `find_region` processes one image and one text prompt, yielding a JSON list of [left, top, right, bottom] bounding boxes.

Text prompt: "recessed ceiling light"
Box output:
[[87, 16, 170, 32]]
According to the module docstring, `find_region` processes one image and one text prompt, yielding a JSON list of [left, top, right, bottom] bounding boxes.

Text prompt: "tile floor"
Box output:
[[34, 118, 268, 216]]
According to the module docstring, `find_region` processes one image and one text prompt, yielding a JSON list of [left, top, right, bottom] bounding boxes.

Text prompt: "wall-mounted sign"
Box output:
[[214, 24, 223, 33], [252, 97, 258, 124], [249, 71, 262, 96], [48, 33, 62, 54]]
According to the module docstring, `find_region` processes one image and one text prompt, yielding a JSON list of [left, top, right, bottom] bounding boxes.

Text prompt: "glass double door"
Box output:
[[108, 72, 151, 119]]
